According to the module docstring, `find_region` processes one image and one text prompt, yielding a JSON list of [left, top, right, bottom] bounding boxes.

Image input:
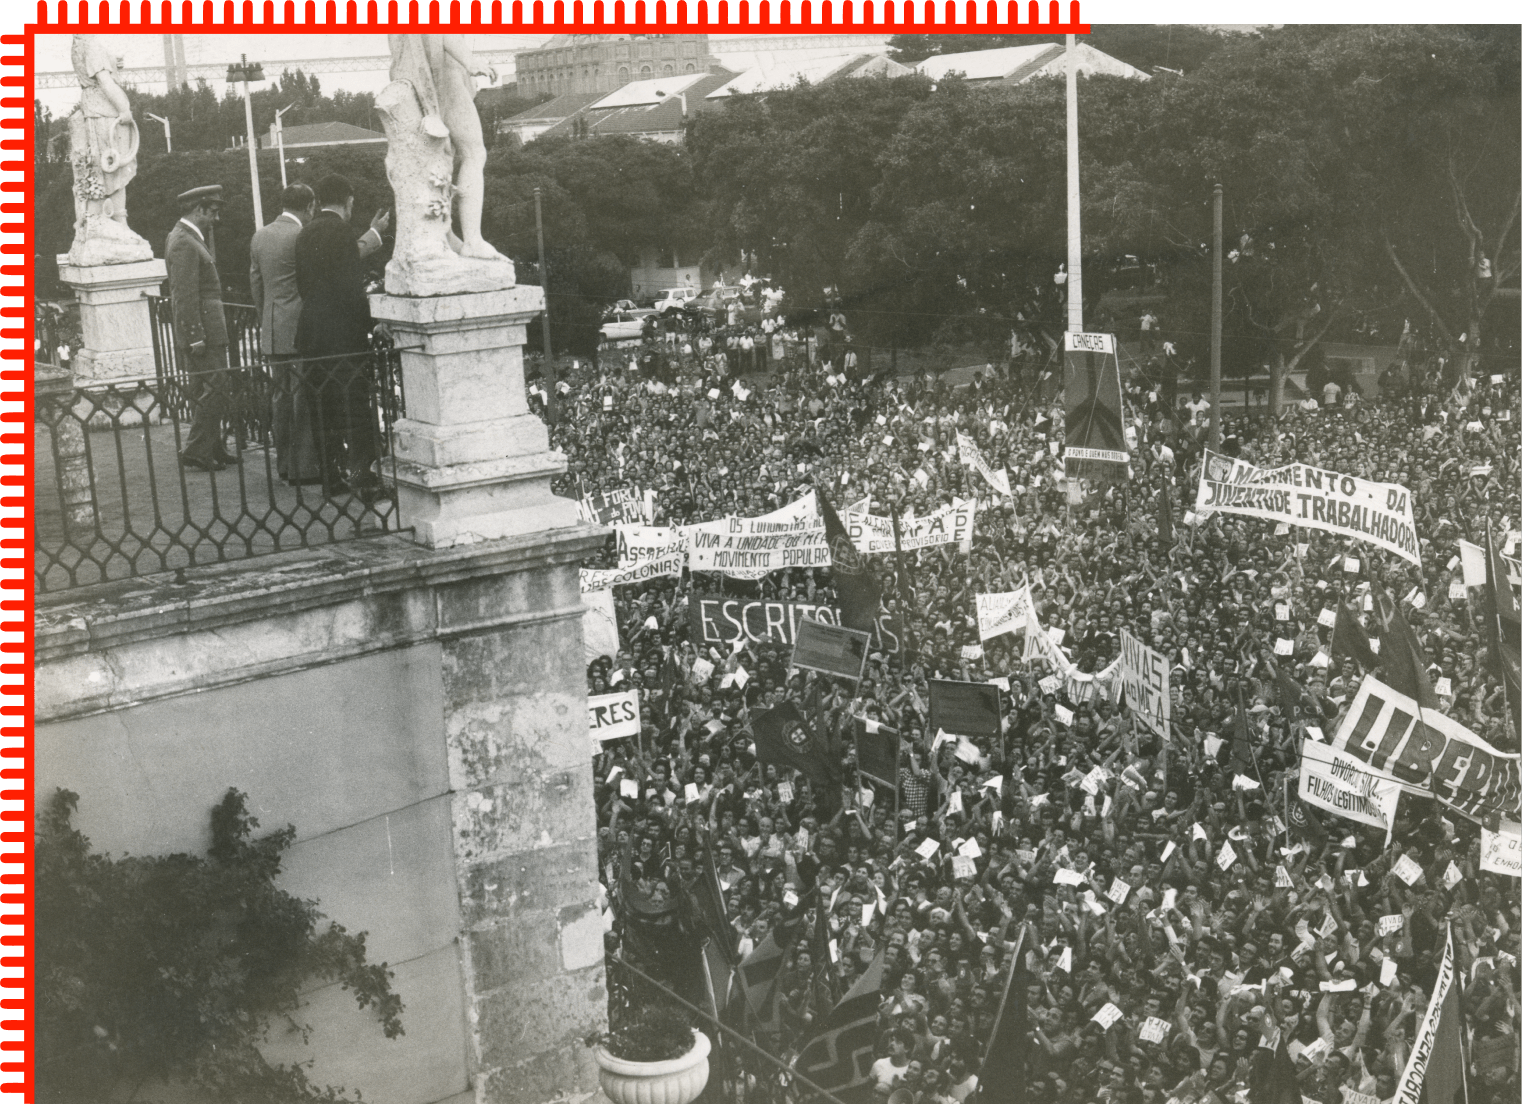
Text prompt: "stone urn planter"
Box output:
[[592, 1028, 711, 1104]]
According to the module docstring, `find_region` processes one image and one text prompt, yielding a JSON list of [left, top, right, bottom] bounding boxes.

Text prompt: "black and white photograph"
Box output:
[[22, 20, 1522, 1104]]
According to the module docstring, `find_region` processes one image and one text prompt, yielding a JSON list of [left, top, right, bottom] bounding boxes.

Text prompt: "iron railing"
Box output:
[[34, 338, 407, 594]]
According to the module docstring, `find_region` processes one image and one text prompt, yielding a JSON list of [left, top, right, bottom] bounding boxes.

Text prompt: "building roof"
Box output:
[[504, 90, 606, 126], [261, 120, 387, 150], [539, 70, 735, 141], [916, 42, 1149, 84], [705, 51, 910, 98]]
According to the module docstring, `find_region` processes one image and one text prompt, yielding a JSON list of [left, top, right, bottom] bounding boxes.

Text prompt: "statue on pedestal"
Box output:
[[65, 35, 153, 267], [375, 35, 515, 297]]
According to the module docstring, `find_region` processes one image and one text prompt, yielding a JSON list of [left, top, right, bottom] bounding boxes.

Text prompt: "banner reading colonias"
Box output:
[[1118, 628, 1170, 739], [681, 493, 831, 579], [1330, 674, 1521, 825], [956, 432, 1012, 496], [845, 499, 977, 555], [580, 553, 686, 592], [1195, 449, 1421, 566]]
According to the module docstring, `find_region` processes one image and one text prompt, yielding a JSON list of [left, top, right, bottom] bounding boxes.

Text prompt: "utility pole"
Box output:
[[275, 104, 296, 189], [145, 112, 171, 153], [1210, 183, 1223, 449], [162, 34, 187, 91], [1064, 34, 1084, 334], [534, 186, 556, 424], [226, 55, 266, 230]]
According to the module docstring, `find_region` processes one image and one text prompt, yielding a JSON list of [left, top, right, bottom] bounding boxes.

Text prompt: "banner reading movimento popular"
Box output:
[[1118, 628, 1171, 739], [1195, 449, 1420, 566], [682, 493, 831, 579], [1330, 674, 1521, 824]]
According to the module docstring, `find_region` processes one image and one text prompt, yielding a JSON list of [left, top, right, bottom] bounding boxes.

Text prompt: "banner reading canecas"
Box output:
[[1195, 449, 1420, 566]]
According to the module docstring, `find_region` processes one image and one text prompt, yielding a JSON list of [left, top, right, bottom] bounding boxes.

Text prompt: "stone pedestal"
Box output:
[[370, 286, 579, 549], [56, 256, 166, 384]]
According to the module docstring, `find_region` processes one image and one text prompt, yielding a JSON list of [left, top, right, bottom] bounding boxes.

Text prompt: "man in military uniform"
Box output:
[[165, 184, 237, 471]]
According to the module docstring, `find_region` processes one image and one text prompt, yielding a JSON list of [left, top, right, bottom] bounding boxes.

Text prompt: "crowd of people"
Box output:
[[544, 313, 1521, 1104]]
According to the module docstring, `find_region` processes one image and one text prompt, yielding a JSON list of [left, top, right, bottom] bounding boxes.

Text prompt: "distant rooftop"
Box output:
[[916, 42, 1150, 83], [262, 120, 387, 150], [590, 71, 710, 110]]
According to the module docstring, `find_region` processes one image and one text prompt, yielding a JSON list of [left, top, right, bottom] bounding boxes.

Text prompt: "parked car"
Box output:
[[654, 287, 699, 315], [689, 286, 758, 324], [600, 311, 648, 343]]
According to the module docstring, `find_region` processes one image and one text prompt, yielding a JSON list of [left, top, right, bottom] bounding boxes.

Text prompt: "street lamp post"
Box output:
[[275, 103, 296, 189], [226, 55, 266, 230], [145, 111, 171, 153]]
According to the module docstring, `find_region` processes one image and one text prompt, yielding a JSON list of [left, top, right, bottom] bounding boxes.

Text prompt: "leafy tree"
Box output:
[[37, 788, 403, 1103]]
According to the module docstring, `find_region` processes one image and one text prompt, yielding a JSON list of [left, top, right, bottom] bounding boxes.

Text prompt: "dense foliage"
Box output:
[[37, 788, 403, 1103]]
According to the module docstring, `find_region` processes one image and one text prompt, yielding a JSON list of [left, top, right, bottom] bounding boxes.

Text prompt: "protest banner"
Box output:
[[929, 680, 1002, 741], [580, 552, 686, 592], [791, 618, 872, 681], [1299, 739, 1401, 830], [588, 690, 641, 744], [845, 499, 977, 555], [1481, 822, 1521, 877], [1392, 930, 1462, 1104], [583, 589, 619, 662], [1330, 674, 1521, 824], [1195, 449, 1421, 566], [615, 525, 686, 568], [1063, 332, 1128, 479], [579, 485, 647, 525], [976, 586, 1035, 642], [690, 596, 902, 655], [1119, 628, 1171, 738], [956, 431, 1012, 496], [682, 493, 831, 579], [1025, 608, 1121, 704]]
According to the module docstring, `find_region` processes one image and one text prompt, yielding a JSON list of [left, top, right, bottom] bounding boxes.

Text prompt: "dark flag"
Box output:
[[976, 930, 1030, 1104], [816, 485, 882, 633], [1275, 664, 1317, 730], [734, 930, 787, 1024], [1331, 599, 1380, 671], [753, 701, 842, 815], [700, 937, 734, 1029], [659, 646, 681, 694], [854, 717, 900, 786], [1250, 1031, 1302, 1104], [793, 950, 888, 1103], [1484, 527, 1521, 725], [1371, 582, 1439, 710], [693, 847, 739, 967], [1157, 480, 1174, 546], [1230, 687, 1257, 779], [1287, 796, 1327, 847], [1063, 332, 1129, 480]]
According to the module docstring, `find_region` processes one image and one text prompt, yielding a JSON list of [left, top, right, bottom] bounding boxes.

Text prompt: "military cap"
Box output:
[[177, 184, 225, 209]]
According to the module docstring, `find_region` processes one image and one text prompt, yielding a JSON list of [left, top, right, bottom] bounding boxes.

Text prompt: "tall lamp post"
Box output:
[[274, 103, 296, 189], [145, 111, 171, 153], [226, 55, 266, 230]]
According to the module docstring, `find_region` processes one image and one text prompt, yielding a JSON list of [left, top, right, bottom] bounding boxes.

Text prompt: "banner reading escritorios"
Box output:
[[1195, 449, 1421, 566]]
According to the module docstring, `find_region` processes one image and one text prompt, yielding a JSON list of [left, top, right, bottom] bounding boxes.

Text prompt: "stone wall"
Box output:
[[34, 529, 608, 1104]]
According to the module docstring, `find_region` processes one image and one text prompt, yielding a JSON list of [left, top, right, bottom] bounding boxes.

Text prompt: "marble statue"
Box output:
[[375, 35, 515, 296], [65, 35, 153, 266]]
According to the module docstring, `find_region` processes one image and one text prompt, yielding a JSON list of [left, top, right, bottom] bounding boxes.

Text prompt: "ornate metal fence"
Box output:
[[35, 308, 407, 593]]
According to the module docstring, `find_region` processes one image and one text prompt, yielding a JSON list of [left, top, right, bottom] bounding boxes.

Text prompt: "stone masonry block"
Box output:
[[456, 839, 599, 928], [450, 772, 597, 862], [466, 909, 562, 991], [476, 1040, 605, 1104], [474, 967, 606, 1071]]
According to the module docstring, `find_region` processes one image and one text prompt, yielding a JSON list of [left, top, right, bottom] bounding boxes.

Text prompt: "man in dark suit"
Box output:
[[252, 182, 388, 485], [295, 173, 385, 498], [165, 184, 237, 471]]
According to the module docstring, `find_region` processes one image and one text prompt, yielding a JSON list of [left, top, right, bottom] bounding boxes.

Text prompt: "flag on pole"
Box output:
[[753, 701, 842, 815], [792, 950, 888, 1102], [1371, 581, 1439, 710], [1249, 1031, 1302, 1104], [1157, 479, 1174, 546], [816, 483, 882, 633], [1485, 525, 1521, 723], [976, 929, 1030, 1104], [1331, 599, 1380, 671]]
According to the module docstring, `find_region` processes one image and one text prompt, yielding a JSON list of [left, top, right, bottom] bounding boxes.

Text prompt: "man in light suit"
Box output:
[[251, 183, 387, 485], [165, 184, 234, 472]]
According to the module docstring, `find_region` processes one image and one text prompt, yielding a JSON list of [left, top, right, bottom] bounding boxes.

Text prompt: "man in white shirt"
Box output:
[[869, 1029, 913, 1091]]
